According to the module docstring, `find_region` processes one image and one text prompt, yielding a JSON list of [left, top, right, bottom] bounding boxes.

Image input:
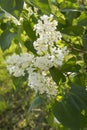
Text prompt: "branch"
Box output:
[[62, 37, 87, 54]]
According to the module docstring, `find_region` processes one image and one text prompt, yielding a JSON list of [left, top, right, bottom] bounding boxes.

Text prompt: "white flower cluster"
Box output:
[[6, 14, 69, 97], [6, 53, 34, 77], [28, 71, 57, 97], [33, 14, 62, 54]]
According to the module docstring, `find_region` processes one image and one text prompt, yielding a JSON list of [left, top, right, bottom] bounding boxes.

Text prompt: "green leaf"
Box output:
[[0, 0, 24, 19], [53, 84, 87, 130], [24, 40, 37, 54], [53, 100, 80, 130], [27, 0, 50, 14], [62, 25, 84, 36], [23, 19, 36, 41], [0, 30, 16, 51], [48, 0, 64, 17], [59, 1, 77, 10], [74, 73, 87, 86], [49, 67, 66, 85], [62, 57, 81, 72], [28, 96, 43, 112], [78, 12, 87, 26], [61, 10, 81, 24], [82, 34, 87, 51], [70, 84, 87, 110]]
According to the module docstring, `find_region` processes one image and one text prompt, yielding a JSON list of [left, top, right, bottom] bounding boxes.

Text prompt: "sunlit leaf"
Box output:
[[26, 0, 50, 14], [78, 12, 87, 26]]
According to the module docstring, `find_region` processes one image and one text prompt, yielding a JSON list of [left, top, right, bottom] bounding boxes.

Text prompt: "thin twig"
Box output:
[[62, 37, 87, 54]]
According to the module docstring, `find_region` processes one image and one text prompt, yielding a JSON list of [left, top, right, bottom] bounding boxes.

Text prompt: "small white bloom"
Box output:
[[28, 71, 58, 97], [20, 53, 34, 69], [34, 14, 62, 44], [33, 38, 48, 54], [6, 53, 34, 77], [6, 53, 20, 65], [34, 54, 53, 71]]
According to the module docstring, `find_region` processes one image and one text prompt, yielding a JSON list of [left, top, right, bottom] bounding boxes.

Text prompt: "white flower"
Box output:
[[34, 14, 62, 40], [33, 38, 48, 54], [62, 46, 69, 55], [6, 53, 34, 77], [28, 71, 58, 97], [20, 53, 34, 69], [6, 53, 20, 65], [34, 54, 53, 71], [6, 14, 69, 98], [8, 66, 25, 77], [50, 46, 69, 67], [33, 14, 62, 55]]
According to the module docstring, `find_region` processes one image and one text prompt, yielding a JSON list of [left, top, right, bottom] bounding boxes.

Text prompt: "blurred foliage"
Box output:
[[0, 49, 53, 130], [0, 0, 87, 130]]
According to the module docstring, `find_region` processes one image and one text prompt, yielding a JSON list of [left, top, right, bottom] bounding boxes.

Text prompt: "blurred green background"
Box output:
[[0, 48, 52, 130]]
